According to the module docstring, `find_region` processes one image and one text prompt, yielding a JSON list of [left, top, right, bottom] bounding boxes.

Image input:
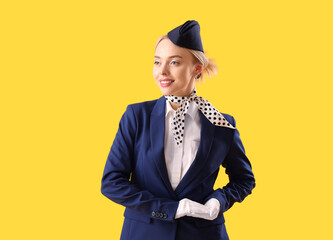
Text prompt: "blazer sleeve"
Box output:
[[101, 105, 179, 222], [204, 116, 256, 213]]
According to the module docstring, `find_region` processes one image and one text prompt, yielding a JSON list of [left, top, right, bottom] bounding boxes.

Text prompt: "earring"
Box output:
[[195, 73, 201, 79]]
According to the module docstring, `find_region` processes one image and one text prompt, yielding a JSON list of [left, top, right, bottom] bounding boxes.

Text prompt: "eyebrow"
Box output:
[[154, 55, 183, 59]]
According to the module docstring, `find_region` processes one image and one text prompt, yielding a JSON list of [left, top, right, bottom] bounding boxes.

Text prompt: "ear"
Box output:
[[195, 64, 203, 75]]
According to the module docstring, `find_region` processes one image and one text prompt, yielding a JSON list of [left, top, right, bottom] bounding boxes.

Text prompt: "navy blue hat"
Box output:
[[167, 20, 204, 52]]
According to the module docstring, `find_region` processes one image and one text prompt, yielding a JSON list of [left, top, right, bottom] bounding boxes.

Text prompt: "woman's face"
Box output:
[[153, 38, 201, 97]]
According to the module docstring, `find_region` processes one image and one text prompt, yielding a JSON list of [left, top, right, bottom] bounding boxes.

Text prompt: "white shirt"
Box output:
[[164, 100, 201, 190]]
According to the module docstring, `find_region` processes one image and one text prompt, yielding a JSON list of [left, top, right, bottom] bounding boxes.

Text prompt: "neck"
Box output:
[[170, 102, 180, 110]]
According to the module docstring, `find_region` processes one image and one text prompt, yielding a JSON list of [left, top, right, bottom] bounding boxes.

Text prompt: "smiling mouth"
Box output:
[[160, 78, 174, 83], [160, 79, 174, 87], [160, 80, 174, 84]]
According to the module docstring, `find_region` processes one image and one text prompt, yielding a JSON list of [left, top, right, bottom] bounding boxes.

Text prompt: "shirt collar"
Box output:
[[186, 102, 200, 121], [165, 100, 200, 121], [165, 99, 174, 117]]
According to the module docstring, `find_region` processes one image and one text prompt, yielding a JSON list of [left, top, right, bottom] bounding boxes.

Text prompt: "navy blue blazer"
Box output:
[[101, 96, 255, 240]]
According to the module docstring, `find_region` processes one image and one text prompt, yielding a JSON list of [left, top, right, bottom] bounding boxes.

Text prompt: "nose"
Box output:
[[160, 62, 169, 76]]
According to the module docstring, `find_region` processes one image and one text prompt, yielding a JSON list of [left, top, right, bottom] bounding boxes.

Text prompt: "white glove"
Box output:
[[175, 198, 220, 220]]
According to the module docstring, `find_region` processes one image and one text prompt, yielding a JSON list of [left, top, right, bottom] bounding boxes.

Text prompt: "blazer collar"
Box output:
[[151, 95, 166, 116]]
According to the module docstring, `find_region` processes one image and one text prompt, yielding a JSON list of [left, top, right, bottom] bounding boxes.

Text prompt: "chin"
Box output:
[[160, 89, 173, 96]]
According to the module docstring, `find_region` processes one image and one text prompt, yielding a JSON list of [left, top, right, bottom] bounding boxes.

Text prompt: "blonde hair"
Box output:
[[154, 35, 218, 82]]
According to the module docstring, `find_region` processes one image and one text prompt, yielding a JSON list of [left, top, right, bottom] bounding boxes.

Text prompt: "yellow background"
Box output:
[[1, 0, 332, 239]]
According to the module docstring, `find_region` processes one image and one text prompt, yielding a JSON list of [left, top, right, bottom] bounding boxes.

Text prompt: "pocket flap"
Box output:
[[123, 208, 151, 223], [194, 214, 225, 228]]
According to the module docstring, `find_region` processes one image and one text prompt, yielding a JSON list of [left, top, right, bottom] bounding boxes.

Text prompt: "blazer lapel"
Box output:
[[174, 111, 216, 195], [150, 96, 177, 197]]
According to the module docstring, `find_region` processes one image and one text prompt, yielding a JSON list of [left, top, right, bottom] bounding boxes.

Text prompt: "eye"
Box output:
[[170, 60, 179, 65], [154, 60, 160, 65]]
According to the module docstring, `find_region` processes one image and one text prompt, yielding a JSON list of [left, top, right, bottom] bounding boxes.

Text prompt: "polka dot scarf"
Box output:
[[165, 88, 236, 147]]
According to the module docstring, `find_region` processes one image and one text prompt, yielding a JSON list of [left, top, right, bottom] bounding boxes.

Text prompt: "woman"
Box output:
[[101, 20, 255, 240]]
